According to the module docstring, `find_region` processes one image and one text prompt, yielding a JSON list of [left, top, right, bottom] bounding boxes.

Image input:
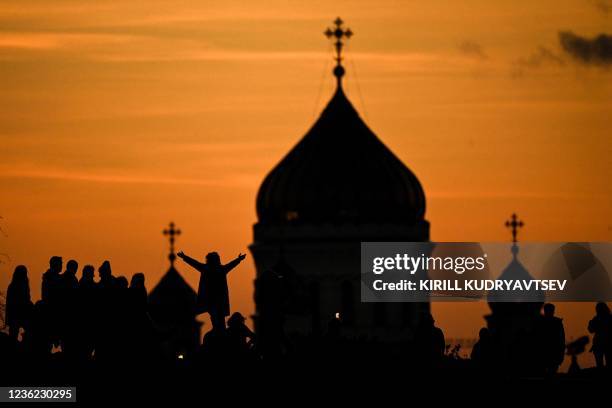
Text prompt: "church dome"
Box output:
[[256, 83, 426, 225], [488, 244, 544, 310]]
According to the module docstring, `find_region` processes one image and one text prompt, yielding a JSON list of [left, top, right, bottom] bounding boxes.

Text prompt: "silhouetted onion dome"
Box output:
[[256, 71, 425, 225], [487, 249, 544, 316], [488, 247, 544, 304]]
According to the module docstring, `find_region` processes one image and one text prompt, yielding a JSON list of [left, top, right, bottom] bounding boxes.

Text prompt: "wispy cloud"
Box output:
[[428, 191, 607, 200], [0, 166, 258, 188], [92, 49, 328, 63], [0, 32, 139, 50], [0, 31, 461, 70], [160, 142, 280, 153], [559, 31, 612, 66], [511, 46, 565, 77], [515, 46, 565, 68], [457, 40, 488, 60]]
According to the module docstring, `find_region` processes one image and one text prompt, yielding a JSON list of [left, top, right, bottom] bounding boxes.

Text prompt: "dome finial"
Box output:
[[505, 213, 524, 244], [505, 213, 524, 257], [324, 17, 353, 86], [163, 221, 181, 267]]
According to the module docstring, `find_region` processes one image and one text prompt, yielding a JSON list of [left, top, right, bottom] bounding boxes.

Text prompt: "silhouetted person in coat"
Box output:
[[97, 260, 116, 291], [42, 256, 62, 305], [588, 302, 612, 369], [540, 303, 565, 375], [127, 272, 155, 363], [471, 327, 494, 373], [115, 276, 130, 322], [62, 260, 79, 288], [79, 265, 96, 288], [41, 256, 62, 347], [116, 276, 129, 290], [59, 260, 79, 358], [6, 265, 33, 342], [76, 265, 97, 361], [177, 250, 246, 330], [129, 273, 148, 315], [95, 260, 117, 362]]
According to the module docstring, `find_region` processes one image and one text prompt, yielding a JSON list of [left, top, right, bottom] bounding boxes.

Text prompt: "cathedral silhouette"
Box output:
[[250, 18, 430, 347]]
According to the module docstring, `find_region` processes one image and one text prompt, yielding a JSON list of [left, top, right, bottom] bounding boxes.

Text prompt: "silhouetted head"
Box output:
[[206, 252, 221, 266], [49, 256, 62, 273], [478, 327, 490, 340], [116, 276, 128, 290], [82, 265, 95, 282], [99, 260, 112, 279], [11, 265, 29, 286], [543, 303, 555, 317], [130, 273, 145, 290], [595, 302, 611, 317], [227, 312, 246, 328], [66, 259, 78, 275]]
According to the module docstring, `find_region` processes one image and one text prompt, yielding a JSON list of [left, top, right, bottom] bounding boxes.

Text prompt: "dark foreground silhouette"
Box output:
[[2, 257, 612, 401]]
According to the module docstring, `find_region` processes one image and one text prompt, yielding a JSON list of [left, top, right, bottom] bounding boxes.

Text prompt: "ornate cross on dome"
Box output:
[[505, 213, 524, 243], [324, 17, 353, 82], [163, 221, 181, 266]]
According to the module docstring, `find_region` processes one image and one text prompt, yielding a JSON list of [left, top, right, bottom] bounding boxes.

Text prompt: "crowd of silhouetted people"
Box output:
[[2, 255, 257, 372], [470, 302, 612, 375], [2, 256, 612, 378]]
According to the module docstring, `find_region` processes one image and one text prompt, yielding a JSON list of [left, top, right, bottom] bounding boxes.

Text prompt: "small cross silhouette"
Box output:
[[505, 213, 524, 243], [163, 222, 181, 265], [324, 17, 353, 67]]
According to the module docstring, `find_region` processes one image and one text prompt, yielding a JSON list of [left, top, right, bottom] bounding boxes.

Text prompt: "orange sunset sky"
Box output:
[[1, 1, 611, 364]]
